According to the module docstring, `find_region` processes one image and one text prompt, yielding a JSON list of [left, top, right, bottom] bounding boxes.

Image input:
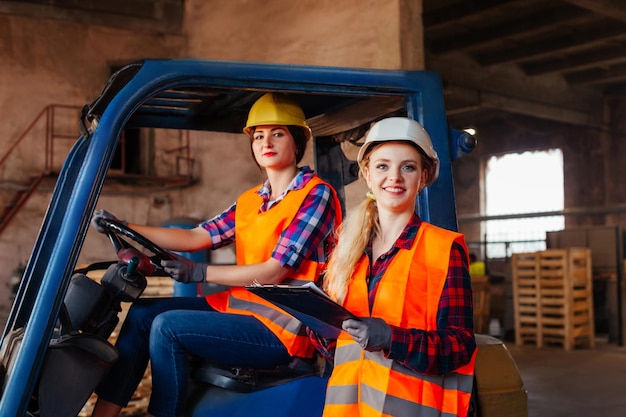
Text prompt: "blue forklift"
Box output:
[[0, 59, 527, 417]]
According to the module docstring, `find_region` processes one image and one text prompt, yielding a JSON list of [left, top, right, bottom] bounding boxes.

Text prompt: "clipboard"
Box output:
[[246, 282, 359, 339]]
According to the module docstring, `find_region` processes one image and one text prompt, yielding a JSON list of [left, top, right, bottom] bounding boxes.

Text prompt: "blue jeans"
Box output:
[[95, 296, 291, 417]]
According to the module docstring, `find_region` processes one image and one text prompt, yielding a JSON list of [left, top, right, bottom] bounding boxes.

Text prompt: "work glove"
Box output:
[[91, 209, 126, 234], [342, 317, 392, 352], [160, 253, 207, 284]]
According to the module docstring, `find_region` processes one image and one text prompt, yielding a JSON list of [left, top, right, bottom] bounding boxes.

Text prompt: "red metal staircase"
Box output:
[[0, 104, 82, 234], [0, 174, 46, 235], [0, 104, 197, 235]]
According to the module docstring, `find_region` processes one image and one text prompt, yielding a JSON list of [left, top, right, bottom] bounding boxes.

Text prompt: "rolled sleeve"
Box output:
[[198, 202, 237, 249]]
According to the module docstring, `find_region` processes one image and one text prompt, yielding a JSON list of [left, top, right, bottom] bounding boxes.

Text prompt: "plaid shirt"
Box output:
[[311, 214, 475, 376], [199, 166, 336, 271]]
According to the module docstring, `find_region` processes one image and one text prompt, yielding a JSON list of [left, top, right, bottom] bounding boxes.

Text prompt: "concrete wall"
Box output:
[[185, 0, 424, 69], [0, 0, 423, 315]]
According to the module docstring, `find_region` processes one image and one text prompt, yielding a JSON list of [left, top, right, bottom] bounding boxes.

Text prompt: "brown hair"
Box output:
[[248, 125, 308, 168]]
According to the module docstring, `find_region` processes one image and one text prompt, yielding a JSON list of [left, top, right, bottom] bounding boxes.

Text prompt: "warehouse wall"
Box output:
[[184, 0, 423, 69], [0, 11, 186, 311], [454, 109, 626, 246], [0, 0, 423, 317], [452, 108, 626, 340]]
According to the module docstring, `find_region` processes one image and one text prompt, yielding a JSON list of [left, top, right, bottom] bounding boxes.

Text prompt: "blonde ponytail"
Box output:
[[324, 197, 380, 304]]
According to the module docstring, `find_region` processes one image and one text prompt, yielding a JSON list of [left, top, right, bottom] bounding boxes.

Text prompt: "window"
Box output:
[[484, 149, 564, 258], [110, 128, 142, 174]]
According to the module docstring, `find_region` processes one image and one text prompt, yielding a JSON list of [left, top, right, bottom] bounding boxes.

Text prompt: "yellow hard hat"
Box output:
[[243, 93, 312, 141]]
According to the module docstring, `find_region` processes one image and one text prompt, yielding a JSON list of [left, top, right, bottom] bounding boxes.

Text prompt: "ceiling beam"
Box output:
[[422, 0, 516, 29], [479, 91, 596, 125], [565, 63, 626, 86], [565, 0, 626, 22], [474, 20, 626, 66], [444, 84, 600, 126], [521, 44, 626, 76], [429, 4, 589, 55], [423, 0, 544, 31], [429, 55, 602, 106]]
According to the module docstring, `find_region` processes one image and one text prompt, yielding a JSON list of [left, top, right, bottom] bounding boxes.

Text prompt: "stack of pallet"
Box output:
[[512, 248, 595, 350], [79, 275, 175, 417]]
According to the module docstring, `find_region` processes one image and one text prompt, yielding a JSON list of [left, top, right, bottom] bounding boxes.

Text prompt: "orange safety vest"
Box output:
[[206, 175, 341, 358], [324, 222, 476, 417]]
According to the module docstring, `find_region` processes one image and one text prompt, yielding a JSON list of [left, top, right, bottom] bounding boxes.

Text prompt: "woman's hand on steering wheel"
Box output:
[[91, 209, 176, 275], [92, 209, 126, 233]]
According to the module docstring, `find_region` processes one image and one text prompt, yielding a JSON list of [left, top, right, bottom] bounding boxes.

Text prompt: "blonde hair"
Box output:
[[324, 197, 379, 304], [324, 149, 381, 304]]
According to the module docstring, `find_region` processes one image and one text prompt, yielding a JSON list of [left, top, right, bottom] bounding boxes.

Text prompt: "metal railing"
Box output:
[[0, 104, 83, 176], [460, 204, 626, 260]]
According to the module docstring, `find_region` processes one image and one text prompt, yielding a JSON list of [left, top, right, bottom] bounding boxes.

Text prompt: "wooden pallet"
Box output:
[[78, 275, 174, 416], [512, 252, 541, 346], [512, 248, 595, 350]]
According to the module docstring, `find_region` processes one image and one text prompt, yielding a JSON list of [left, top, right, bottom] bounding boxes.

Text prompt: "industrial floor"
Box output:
[[507, 336, 626, 417]]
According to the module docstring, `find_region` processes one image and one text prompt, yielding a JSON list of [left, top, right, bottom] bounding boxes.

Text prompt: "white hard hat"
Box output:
[[357, 117, 440, 185]]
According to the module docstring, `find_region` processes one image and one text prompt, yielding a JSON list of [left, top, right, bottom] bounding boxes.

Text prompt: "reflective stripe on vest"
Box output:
[[227, 293, 307, 337], [324, 222, 476, 417], [206, 174, 341, 357], [326, 381, 458, 417]]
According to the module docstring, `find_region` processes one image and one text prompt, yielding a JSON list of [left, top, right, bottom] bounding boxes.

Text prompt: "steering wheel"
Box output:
[[96, 217, 176, 275]]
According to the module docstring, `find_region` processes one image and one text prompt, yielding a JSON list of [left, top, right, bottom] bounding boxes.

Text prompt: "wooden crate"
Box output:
[[512, 252, 542, 347], [512, 248, 595, 350], [471, 275, 491, 334], [79, 275, 174, 417]]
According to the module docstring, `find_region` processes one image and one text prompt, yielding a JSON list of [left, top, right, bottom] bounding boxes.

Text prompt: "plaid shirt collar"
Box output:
[[257, 165, 314, 208], [366, 213, 422, 259], [390, 213, 422, 251]]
